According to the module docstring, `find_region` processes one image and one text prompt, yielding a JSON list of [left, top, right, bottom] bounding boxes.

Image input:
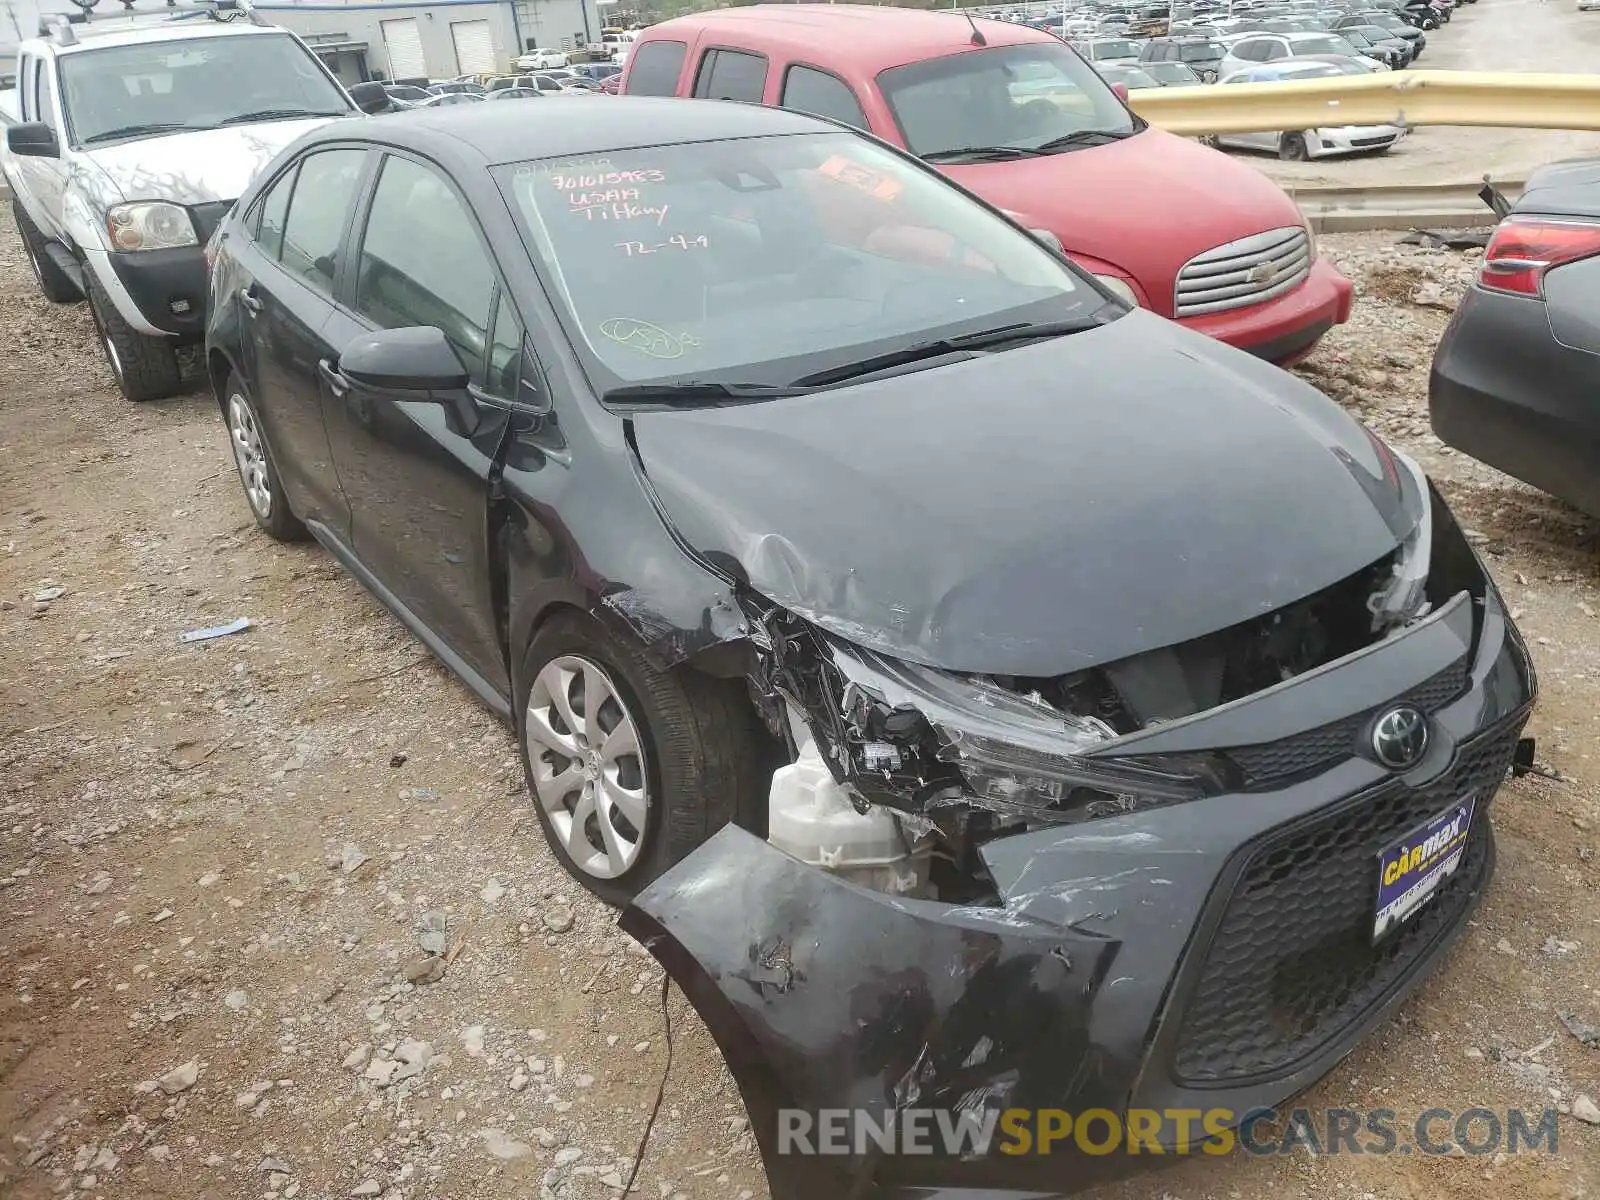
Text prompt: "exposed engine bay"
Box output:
[[737, 499, 1438, 904]]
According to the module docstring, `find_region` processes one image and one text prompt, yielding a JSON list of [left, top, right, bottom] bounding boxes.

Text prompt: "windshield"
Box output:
[[58, 33, 350, 145], [1179, 42, 1223, 59], [1086, 38, 1139, 57], [877, 43, 1136, 157], [1105, 67, 1160, 87], [500, 132, 1104, 393], [1290, 34, 1359, 53], [1277, 63, 1342, 78], [1145, 61, 1201, 80]]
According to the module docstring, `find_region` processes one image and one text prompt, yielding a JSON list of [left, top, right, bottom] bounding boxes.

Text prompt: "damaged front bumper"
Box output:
[[619, 581, 1535, 1199]]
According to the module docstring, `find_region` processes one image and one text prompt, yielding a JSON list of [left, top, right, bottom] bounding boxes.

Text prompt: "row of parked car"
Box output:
[[377, 62, 624, 110]]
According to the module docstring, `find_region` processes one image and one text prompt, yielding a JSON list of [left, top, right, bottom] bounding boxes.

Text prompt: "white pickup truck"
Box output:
[[2, 0, 387, 400]]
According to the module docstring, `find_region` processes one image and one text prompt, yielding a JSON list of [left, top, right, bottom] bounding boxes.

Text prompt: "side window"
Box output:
[[693, 48, 767, 102], [483, 292, 523, 399], [252, 164, 298, 260], [353, 155, 496, 378], [279, 149, 366, 297], [34, 61, 59, 129], [1264, 40, 1288, 60], [19, 57, 36, 121], [779, 65, 867, 131], [1235, 39, 1266, 61], [623, 39, 687, 96]]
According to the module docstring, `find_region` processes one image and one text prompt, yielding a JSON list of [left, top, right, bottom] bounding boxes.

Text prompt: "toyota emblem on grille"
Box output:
[[1246, 261, 1279, 286], [1371, 706, 1429, 770]]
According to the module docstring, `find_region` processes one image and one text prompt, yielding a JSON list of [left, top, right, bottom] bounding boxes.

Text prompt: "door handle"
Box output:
[[238, 286, 262, 314], [318, 358, 349, 397]]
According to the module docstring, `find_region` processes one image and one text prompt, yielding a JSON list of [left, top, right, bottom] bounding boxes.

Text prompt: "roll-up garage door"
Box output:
[[450, 19, 497, 75], [381, 18, 426, 82]]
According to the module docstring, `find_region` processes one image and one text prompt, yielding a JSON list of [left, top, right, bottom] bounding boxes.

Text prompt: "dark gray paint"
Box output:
[[633, 309, 1415, 676]]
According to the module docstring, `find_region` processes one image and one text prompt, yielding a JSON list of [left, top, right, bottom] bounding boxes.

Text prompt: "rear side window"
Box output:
[[624, 39, 687, 95], [779, 65, 867, 130], [278, 148, 366, 298], [692, 48, 767, 102]]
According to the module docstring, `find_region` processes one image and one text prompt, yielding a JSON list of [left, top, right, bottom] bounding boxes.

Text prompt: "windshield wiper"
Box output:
[[1033, 128, 1135, 152], [602, 380, 806, 408], [218, 108, 350, 125], [81, 122, 197, 143], [921, 145, 1050, 163], [791, 314, 1112, 389]]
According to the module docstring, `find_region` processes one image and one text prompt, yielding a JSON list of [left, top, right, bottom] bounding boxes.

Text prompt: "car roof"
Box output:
[[29, 17, 286, 56], [315, 95, 834, 167], [643, 4, 1056, 72]]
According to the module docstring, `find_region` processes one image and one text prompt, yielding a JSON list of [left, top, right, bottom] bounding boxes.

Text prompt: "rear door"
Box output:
[[233, 147, 371, 537], [320, 151, 513, 695]]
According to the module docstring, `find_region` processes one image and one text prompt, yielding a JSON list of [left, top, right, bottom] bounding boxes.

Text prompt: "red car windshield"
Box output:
[[877, 44, 1136, 159]]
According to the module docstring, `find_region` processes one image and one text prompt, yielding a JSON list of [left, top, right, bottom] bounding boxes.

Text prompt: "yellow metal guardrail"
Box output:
[[1127, 71, 1600, 136]]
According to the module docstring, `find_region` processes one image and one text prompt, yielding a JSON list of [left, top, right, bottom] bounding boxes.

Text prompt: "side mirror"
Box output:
[[341, 326, 468, 391], [7, 122, 60, 159], [1111, 82, 1130, 102], [349, 81, 392, 115]]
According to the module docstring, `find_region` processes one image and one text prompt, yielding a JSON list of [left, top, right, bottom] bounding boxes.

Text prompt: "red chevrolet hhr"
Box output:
[[620, 4, 1353, 364]]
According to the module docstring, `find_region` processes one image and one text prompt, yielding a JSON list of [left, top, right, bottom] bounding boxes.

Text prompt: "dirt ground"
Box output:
[[4, 131, 1600, 1200]]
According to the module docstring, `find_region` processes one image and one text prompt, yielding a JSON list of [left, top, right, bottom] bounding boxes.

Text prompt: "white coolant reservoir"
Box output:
[[767, 736, 929, 896]]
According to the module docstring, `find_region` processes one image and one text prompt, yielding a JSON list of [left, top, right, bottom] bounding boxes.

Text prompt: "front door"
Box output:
[[234, 148, 369, 538], [321, 152, 514, 695]]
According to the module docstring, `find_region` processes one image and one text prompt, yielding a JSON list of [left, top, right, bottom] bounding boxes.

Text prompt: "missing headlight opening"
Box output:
[[738, 469, 1447, 904]]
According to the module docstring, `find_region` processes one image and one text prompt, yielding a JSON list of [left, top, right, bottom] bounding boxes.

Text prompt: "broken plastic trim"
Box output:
[[1368, 448, 1434, 634], [752, 604, 1208, 825]]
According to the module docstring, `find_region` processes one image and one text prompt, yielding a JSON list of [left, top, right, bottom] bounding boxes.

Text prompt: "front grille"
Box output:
[[1350, 134, 1398, 148], [1172, 717, 1524, 1084], [1224, 657, 1470, 788], [1174, 226, 1312, 318]]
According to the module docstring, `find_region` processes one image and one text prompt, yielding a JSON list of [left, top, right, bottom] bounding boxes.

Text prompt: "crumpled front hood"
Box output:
[[82, 117, 344, 207], [630, 310, 1409, 677], [939, 129, 1303, 315]]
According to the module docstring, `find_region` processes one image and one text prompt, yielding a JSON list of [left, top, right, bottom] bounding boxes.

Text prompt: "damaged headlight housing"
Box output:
[[1367, 444, 1434, 632], [827, 643, 1206, 822]]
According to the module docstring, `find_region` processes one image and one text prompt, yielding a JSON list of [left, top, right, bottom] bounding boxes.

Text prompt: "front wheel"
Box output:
[[84, 272, 182, 402], [1278, 132, 1311, 162], [517, 611, 773, 906]]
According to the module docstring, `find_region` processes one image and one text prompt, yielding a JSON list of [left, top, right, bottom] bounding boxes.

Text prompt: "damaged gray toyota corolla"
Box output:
[[206, 102, 1535, 1200]]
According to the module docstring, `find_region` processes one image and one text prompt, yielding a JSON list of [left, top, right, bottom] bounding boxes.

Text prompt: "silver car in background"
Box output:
[[1213, 60, 1407, 160]]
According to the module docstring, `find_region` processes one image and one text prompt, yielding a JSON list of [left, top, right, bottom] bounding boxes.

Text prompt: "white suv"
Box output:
[[2, 0, 383, 401]]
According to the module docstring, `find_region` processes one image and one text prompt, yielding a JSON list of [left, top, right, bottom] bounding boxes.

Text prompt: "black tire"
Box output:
[[12, 201, 82, 304], [1278, 132, 1311, 162], [84, 271, 182, 402], [221, 371, 308, 541], [517, 611, 773, 906]]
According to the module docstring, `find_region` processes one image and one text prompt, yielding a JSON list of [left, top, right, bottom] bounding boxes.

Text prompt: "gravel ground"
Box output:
[[2, 216, 1599, 1200]]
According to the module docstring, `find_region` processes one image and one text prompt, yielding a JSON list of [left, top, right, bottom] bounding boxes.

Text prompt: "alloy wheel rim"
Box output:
[[227, 393, 272, 517], [525, 655, 649, 880]]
